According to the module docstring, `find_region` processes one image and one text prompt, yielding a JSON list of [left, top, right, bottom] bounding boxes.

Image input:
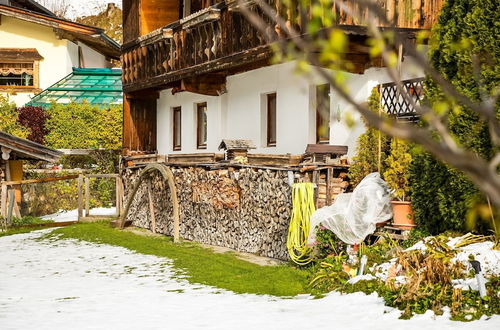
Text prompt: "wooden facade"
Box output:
[[122, 0, 444, 154]]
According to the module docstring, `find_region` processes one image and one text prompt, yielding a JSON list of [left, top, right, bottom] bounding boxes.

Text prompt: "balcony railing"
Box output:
[[122, 0, 444, 93]]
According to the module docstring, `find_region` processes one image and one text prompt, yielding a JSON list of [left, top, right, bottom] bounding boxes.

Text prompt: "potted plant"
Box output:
[[383, 138, 415, 230]]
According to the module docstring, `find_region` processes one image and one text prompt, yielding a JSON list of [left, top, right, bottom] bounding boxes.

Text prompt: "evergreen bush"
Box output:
[[384, 138, 412, 201], [348, 88, 390, 186], [409, 0, 499, 234]]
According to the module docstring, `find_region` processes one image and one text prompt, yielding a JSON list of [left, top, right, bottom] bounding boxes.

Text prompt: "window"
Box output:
[[0, 48, 42, 91], [0, 63, 34, 87], [266, 93, 277, 146], [173, 106, 182, 151], [316, 84, 330, 143], [196, 102, 207, 149]]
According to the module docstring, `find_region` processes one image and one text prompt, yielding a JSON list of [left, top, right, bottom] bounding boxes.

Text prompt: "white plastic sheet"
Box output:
[[308, 172, 393, 245]]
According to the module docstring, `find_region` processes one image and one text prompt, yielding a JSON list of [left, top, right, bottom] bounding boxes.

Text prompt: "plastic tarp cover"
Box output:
[[308, 172, 393, 245]]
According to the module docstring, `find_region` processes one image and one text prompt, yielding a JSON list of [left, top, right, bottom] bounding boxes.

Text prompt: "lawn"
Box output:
[[0, 216, 55, 237], [45, 222, 310, 297]]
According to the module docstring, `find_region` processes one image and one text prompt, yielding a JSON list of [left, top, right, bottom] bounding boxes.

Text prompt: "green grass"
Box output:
[[45, 222, 310, 297], [0, 216, 55, 237], [0, 226, 47, 237], [11, 216, 54, 226]]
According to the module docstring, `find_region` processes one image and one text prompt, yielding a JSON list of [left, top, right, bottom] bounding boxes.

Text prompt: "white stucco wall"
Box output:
[[79, 42, 111, 68], [0, 16, 111, 106], [156, 60, 423, 158], [157, 91, 222, 153]]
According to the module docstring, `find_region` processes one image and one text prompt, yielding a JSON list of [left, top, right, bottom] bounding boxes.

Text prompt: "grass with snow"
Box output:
[[45, 222, 309, 297], [0, 216, 54, 237]]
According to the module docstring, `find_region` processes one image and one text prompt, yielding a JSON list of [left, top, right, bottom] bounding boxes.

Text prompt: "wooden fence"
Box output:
[[0, 173, 123, 225]]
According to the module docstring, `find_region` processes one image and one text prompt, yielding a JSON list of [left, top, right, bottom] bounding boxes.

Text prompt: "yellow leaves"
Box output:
[[329, 29, 348, 54], [294, 59, 311, 74], [416, 30, 431, 44], [344, 112, 356, 129], [368, 38, 385, 58], [386, 51, 399, 68]]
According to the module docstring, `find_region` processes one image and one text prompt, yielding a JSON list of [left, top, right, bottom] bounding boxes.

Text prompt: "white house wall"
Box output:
[[156, 60, 423, 158], [0, 16, 111, 106], [78, 42, 111, 68]]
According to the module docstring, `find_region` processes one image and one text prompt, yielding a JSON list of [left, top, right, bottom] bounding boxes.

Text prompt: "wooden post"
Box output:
[[77, 174, 83, 220], [312, 170, 320, 209], [0, 183, 7, 218], [9, 160, 23, 203], [147, 181, 156, 233], [115, 176, 121, 217], [12, 198, 21, 219], [85, 176, 90, 217], [7, 188, 15, 225], [326, 167, 333, 205]]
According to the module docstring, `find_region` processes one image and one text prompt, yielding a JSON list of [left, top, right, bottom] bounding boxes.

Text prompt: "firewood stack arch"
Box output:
[[119, 163, 180, 243]]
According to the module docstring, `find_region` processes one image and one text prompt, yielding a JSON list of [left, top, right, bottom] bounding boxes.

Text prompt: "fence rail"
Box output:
[[0, 173, 123, 225]]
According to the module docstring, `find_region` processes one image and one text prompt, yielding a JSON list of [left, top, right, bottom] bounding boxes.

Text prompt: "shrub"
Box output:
[[384, 138, 412, 201], [0, 94, 28, 138], [409, 149, 477, 234], [410, 0, 499, 234], [44, 102, 122, 150], [348, 88, 390, 186], [17, 105, 50, 144]]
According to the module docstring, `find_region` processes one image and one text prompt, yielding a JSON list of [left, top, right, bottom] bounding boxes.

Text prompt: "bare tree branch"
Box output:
[[237, 0, 500, 207]]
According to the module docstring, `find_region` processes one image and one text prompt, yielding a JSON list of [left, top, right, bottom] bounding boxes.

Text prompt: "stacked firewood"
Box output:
[[122, 167, 293, 260]]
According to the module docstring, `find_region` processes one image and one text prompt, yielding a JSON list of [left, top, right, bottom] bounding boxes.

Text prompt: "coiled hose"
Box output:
[[287, 182, 316, 265]]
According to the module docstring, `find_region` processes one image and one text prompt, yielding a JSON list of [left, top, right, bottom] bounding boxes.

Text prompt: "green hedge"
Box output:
[[409, 0, 499, 234], [45, 102, 122, 150], [0, 94, 28, 138]]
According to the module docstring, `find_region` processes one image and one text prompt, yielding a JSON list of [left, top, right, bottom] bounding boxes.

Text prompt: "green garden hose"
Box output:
[[287, 183, 316, 265]]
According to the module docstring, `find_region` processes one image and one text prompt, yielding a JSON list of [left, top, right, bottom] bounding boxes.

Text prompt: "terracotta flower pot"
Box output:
[[391, 200, 415, 230]]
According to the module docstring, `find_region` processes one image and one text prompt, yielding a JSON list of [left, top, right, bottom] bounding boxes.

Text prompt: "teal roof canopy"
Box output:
[[27, 68, 122, 107]]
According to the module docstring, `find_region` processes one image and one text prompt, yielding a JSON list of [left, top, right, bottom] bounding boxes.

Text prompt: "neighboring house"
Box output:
[[121, 0, 442, 158], [0, 0, 120, 106]]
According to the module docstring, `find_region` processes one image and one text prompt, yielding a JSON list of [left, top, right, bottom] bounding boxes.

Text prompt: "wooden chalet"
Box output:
[[121, 0, 443, 158], [118, 0, 445, 258]]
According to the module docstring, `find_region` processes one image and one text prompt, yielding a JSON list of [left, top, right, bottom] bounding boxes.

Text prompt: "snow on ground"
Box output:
[[0, 230, 498, 330], [375, 235, 500, 284], [41, 207, 117, 222]]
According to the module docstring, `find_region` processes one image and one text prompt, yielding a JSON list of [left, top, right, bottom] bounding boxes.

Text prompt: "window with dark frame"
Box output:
[[196, 102, 207, 149], [173, 106, 182, 151], [266, 93, 277, 147], [316, 84, 330, 144]]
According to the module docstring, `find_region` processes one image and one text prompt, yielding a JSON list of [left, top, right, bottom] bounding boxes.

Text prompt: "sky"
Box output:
[[36, 0, 122, 20]]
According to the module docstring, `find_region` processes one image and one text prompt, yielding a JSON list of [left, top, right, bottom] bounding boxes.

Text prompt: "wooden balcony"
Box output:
[[121, 0, 444, 94]]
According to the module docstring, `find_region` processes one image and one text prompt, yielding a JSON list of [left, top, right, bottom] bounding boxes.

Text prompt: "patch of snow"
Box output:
[[404, 240, 427, 252], [452, 242, 500, 276], [452, 278, 481, 291], [446, 236, 463, 249], [1, 231, 499, 329], [347, 274, 376, 284], [40, 207, 116, 222]]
